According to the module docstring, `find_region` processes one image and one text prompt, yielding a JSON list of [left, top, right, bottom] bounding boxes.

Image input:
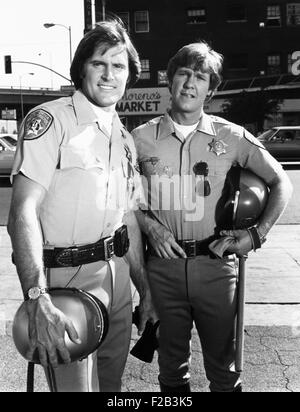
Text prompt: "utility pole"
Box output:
[[19, 73, 34, 120]]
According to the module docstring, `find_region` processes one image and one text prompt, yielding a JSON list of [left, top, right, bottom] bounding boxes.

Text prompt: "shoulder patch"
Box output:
[[23, 109, 53, 140], [243, 129, 266, 150]]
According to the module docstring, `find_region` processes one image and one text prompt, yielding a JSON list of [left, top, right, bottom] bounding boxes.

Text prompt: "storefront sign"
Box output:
[[1, 109, 16, 120], [117, 88, 171, 116]]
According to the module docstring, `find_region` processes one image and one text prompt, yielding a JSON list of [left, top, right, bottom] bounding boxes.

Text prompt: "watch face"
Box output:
[[28, 287, 41, 300]]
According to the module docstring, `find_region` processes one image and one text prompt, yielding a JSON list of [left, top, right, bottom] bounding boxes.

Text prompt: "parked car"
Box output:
[[258, 126, 300, 163], [0, 137, 15, 175], [0, 134, 17, 151]]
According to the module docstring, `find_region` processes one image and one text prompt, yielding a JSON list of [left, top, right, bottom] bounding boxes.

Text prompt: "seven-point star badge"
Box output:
[[208, 138, 228, 156]]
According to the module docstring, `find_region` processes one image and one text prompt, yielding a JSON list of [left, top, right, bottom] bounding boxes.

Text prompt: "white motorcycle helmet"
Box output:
[[12, 288, 109, 364]]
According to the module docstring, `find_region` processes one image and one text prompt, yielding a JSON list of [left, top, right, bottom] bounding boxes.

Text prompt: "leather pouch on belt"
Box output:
[[114, 225, 130, 257]]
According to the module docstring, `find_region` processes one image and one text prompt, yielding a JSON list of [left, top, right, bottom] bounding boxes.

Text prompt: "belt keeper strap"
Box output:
[[247, 227, 262, 252]]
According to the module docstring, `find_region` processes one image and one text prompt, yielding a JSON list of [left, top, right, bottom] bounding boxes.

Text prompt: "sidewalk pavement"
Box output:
[[0, 225, 300, 392]]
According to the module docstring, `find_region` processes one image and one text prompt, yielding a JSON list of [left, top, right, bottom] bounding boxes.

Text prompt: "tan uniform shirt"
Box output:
[[132, 112, 283, 241], [12, 90, 140, 247]]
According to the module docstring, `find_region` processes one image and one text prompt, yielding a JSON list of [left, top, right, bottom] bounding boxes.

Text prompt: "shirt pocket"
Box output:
[[60, 145, 105, 172], [207, 160, 232, 191], [208, 160, 232, 177]]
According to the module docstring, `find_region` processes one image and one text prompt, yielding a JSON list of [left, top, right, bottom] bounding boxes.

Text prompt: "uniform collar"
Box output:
[[196, 112, 217, 137], [158, 111, 216, 140], [72, 90, 98, 125], [72, 89, 125, 135]]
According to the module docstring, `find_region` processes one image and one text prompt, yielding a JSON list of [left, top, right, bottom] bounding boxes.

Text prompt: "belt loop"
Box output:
[[182, 240, 197, 258]]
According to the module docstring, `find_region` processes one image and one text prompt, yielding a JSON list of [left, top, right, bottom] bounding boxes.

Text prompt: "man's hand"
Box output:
[[135, 291, 158, 336], [219, 229, 253, 257], [26, 294, 81, 368], [148, 221, 187, 259]]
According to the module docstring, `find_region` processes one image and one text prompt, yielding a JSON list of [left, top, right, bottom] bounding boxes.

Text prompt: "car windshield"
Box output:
[[259, 130, 276, 141]]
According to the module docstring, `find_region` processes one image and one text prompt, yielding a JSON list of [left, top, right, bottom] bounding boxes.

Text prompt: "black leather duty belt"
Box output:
[[43, 237, 116, 268], [176, 239, 217, 259], [147, 236, 218, 259]]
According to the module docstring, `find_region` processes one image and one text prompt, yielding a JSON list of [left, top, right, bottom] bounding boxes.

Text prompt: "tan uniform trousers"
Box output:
[[147, 254, 241, 392], [44, 256, 132, 392]]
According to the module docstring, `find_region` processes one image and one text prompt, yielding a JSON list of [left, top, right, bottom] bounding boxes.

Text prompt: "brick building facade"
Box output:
[[84, 0, 300, 131]]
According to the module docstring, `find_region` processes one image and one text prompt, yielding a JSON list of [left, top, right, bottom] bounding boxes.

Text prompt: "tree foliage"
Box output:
[[222, 90, 282, 133]]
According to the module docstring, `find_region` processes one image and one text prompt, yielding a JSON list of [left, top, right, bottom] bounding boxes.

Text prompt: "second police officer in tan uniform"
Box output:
[[8, 21, 156, 392], [133, 42, 293, 392]]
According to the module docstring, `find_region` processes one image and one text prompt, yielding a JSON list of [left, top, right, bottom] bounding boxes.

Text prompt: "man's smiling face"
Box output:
[[81, 43, 130, 111], [170, 66, 211, 116]]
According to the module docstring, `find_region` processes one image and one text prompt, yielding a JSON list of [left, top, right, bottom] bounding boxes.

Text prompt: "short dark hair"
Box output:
[[70, 20, 141, 89], [167, 42, 223, 93]]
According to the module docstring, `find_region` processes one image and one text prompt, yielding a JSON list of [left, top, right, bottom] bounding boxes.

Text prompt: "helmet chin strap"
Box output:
[[232, 190, 241, 230], [46, 365, 58, 392]]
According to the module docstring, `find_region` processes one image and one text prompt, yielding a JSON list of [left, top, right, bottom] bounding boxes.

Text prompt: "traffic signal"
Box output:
[[4, 55, 12, 74]]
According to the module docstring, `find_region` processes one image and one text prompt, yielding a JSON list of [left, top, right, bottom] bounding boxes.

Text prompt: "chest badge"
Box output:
[[208, 138, 228, 156]]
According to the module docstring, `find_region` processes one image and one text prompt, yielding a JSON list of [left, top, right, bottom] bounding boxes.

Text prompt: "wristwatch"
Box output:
[[256, 227, 267, 245], [25, 286, 49, 301]]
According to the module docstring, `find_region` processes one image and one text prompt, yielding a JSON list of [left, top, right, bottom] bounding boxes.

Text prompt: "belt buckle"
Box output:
[[104, 237, 114, 261], [182, 240, 196, 258]]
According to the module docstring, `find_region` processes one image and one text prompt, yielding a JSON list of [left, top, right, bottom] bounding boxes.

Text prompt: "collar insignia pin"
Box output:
[[208, 138, 228, 156]]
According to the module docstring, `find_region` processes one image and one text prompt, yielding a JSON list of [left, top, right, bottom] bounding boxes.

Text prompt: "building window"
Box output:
[[287, 3, 300, 26], [117, 12, 130, 30], [227, 54, 248, 70], [135, 11, 149, 33], [266, 5, 281, 27], [226, 4, 247, 22], [267, 54, 281, 75], [140, 59, 150, 80], [158, 70, 168, 85], [187, 8, 207, 24]]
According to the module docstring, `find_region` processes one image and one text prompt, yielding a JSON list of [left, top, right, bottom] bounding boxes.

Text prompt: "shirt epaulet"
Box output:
[[209, 115, 232, 125], [25, 96, 71, 119], [133, 115, 163, 133]]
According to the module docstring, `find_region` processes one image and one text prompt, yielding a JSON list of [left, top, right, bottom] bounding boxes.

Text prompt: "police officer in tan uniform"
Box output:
[[132, 42, 293, 392], [8, 21, 156, 392]]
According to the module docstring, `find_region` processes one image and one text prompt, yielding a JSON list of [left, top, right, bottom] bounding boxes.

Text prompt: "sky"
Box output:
[[0, 0, 85, 90]]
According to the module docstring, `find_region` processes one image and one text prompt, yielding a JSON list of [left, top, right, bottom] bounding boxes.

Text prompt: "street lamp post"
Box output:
[[91, 0, 96, 28], [20, 73, 34, 121], [102, 0, 107, 20], [44, 23, 73, 67]]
